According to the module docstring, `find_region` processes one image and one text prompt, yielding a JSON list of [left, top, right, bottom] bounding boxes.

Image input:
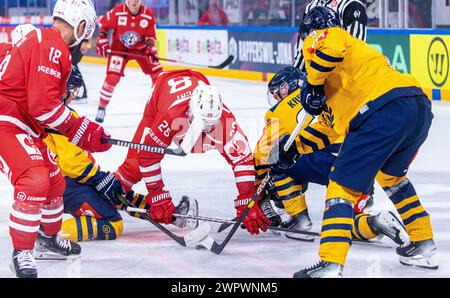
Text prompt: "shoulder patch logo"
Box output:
[[308, 30, 328, 54], [140, 19, 149, 28], [118, 16, 127, 26]]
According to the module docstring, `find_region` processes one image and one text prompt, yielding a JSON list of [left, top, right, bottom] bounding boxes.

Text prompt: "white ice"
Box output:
[[0, 63, 449, 278]]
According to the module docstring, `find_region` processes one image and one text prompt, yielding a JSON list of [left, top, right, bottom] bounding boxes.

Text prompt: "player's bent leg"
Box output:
[[97, 72, 122, 123], [114, 119, 153, 190], [294, 180, 358, 278], [266, 173, 313, 241], [376, 171, 437, 269], [10, 166, 50, 278], [352, 211, 408, 245], [33, 156, 81, 258], [62, 179, 124, 242], [61, 217, 123, 242]]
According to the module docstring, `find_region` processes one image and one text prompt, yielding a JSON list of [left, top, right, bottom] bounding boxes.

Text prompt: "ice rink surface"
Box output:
[[0, 63, 449, 278]]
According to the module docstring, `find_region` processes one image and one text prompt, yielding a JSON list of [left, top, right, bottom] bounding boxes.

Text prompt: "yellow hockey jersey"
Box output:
[[302, 27, 425, 136], [254, 89, 341, 181], [43, 110, 99, 184]]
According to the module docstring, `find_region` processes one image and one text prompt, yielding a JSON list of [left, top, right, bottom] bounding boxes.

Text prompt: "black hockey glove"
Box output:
[[268, 134, 300, 173], [91, 171, 126, 205], [300, 82, 327, 116]]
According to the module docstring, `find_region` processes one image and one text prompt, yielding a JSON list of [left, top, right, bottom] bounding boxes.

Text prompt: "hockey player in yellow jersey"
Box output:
[[280, 7, 437, 277], [256, 66, 408, 245]]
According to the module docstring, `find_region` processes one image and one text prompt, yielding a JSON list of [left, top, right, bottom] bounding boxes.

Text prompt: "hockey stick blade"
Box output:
[[117, 194, 211, 248], [127, 208, 320, 237], [208, 55, 234, 69]]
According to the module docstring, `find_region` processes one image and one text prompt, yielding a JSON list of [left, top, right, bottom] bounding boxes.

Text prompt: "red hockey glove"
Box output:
[[144, 40, 159, 63], [147, 190, 176, 224], [96, 35, 110, 57], [235, 194, 271, 235], [66, 116, 112, 153]]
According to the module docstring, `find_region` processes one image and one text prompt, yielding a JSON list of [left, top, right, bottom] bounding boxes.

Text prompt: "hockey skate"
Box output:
[[172, 196, 199, 229], [95, 107, 106, 123], [369, 211, 409, 245], [34, 230, 81, 260], [71, 86, 88, 104], [293, 261, 343, 278], [10, 249, 38, 278], [260, 198, 314, 241], [282, 210, 314, 242], [397, 239, 438, 269]]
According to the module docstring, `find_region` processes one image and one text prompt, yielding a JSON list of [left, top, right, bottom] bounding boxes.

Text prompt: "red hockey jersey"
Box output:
[[0, 28, 74, 138], [99, 3, 157, 52], [0, 42, 12, 62], [138, 69, 256, 197]]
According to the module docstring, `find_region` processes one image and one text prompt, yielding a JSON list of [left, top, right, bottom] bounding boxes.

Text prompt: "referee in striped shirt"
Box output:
[[293, 0, 368, 71]]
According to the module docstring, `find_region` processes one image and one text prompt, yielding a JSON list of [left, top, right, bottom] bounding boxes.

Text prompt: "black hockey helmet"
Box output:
[[62, 65, 84, 103], [267, 67, 306, 105], [299, 6, 340, 41]]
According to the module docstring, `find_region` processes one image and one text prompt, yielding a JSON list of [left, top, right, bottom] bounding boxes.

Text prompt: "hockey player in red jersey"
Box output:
[[94, 69, 271, 234], [0, 0, 111, 278], [95, 0, 163, 123], [0, 24, 37, 62]]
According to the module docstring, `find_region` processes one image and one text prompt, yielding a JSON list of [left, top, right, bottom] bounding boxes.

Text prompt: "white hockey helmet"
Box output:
[[11, 23, 36, 45], [189, 84, 223, 129], [52, 0, 97, 47]]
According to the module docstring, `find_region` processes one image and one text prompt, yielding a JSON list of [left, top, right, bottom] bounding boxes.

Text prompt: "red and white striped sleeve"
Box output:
[[219, 108, 256, 196]]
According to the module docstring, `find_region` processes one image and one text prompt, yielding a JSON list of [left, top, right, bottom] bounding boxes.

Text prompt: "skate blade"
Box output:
[[284, 233, 315, 242], [399, 255, 439, 270], [34, 250, 81, 261]]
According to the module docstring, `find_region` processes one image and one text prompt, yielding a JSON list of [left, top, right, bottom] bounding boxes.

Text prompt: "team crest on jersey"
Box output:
[[16, 134, 43, 161], [109, 55, 124, 73], [225, 131, 250, 162], [118, 16, 127, 26], [120, 31, 141, 48], [140, 19, 149, 28]]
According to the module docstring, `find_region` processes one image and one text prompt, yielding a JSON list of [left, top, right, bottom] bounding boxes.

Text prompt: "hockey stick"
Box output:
[[127, 207, 321, 237], [102, 138, 188, 156], [284, 109, 308, 151], [44, 128, 188, 156], [116, 194, 213, 248], [107, 49, 234, 69]]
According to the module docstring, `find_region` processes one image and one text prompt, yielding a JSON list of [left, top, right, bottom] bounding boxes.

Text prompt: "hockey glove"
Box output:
[[96, 34, 110, 57], [268, 134, 299, 173], [91, 171, 126, 205], [235, 194, 271, 235], [66, 116, 112, 153], [300, 82, 327, 116], [144, 39, 159, 63], [147, 190, 176, 224]]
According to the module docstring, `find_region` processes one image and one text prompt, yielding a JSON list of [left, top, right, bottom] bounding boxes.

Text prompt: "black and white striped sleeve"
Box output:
[[292, 33, 306, 71], [341, 1, 368, 41]]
